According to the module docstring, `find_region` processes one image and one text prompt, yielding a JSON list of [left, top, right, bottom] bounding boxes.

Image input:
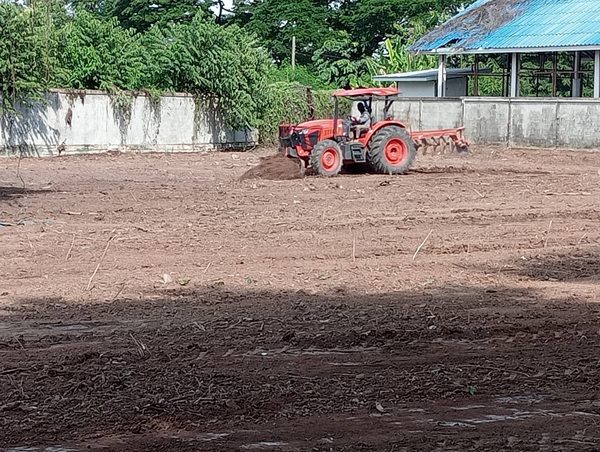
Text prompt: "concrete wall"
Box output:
[[380, 97, 600, 149], [0, 90, 256, 157], [5, 91, 600, 156]]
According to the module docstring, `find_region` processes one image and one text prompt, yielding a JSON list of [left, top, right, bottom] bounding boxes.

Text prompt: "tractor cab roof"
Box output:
[[332, 87, 399, 100]]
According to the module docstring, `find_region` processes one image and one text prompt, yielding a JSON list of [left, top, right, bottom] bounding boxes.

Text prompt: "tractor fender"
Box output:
[[363, 121, 407, 145]]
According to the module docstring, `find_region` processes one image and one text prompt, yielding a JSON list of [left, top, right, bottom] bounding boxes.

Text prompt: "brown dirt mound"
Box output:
[[240, 153, 302, 181]]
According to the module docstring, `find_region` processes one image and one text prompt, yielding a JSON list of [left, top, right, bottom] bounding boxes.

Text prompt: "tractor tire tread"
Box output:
[[310, 139, 343, 177], [369, 127, 416, 175]]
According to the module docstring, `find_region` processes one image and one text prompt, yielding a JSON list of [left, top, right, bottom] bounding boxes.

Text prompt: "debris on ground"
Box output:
[[239, 153, 303, 181]]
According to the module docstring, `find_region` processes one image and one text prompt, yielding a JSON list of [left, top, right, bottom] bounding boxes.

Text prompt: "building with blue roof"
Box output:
[[407, 0, 600, 98]]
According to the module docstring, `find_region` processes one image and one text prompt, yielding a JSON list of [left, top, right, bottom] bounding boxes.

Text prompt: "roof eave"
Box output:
[[416, 44, 600, 55], [374, 77, 436, 82]]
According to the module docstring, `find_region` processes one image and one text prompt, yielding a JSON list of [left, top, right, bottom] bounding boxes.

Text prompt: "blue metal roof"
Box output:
[[412, 0, 600, 53]]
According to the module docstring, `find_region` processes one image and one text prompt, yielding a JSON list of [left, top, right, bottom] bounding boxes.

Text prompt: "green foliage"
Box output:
[[107, 0, 215, 32], [142, 13, 272, 129], [336, 0, 463, 57], [55, 11, 145, 90], [0, 2, 60, 113], [259, 83, 314, 144], [269, 65, 333, 90], [235, 0, 468, 89], [69, 0, 110, 14], [1, 3, 273, 132], [233, 0, 334, 67], [312, 31, 372, 88], [367, 17, 441, 77]]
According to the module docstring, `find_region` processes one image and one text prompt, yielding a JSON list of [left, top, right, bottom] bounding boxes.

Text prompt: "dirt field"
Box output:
[[1, 147, 600, 451]]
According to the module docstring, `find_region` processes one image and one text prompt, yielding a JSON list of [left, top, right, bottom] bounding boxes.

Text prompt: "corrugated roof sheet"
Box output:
[[411, 0, 600, 53]]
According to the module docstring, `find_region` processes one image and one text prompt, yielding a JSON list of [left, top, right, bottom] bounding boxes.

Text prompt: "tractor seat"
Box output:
[[353, 118, 372, 139]]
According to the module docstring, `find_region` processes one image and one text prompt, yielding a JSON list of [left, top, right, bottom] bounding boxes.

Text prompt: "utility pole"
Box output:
[[291, 36, 296, 70]]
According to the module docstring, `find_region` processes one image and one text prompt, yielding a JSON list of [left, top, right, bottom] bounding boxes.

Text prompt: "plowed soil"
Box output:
[[240, 153, 302, 180], [1, 147, 600, 451]]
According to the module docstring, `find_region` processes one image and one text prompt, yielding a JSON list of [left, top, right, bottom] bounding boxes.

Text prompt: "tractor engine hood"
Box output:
[[295, 119, 335, 129], [293, 119, 343, 137]]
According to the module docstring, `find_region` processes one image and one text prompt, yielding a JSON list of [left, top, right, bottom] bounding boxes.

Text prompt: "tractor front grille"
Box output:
[[281, 130, 319, 152], [290, 131, 319, 150], [290, 132, 302, 148]]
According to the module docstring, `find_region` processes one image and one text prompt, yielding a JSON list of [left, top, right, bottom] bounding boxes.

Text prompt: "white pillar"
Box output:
[[437, 55, 447, 98], [573, 51, 581, 97], [594, 50, 600, 98], [510, 53, 519, 97]]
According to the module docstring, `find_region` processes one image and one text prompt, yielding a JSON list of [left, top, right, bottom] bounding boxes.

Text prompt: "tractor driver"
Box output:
[[343, 102, 370, 139]]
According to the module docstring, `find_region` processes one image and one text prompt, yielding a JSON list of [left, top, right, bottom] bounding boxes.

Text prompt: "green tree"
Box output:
[[68, 0, 112, 15], [312, 31, 371, 88], [367, 16, 443, 77], [269, 64, 333, 90], [0, 2, 60, 112], [233, 0, 469, 87], [54, 11, 145, 90], [337, 0, 467, 57], [232, 0, 334, 66], [143, 12, 273, 129], [106, 0, 216, 31]]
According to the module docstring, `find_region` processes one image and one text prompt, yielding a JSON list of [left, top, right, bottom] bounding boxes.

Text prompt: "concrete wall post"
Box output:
[[510, 53, 520, 97], [594, 50, 600, 98], [437, 55, 447, 98]]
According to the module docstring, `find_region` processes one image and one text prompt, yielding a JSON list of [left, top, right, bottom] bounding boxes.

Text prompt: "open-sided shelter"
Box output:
[[409, 0, 600, 98]]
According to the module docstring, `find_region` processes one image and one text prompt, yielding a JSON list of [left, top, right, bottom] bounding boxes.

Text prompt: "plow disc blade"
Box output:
[[411, 127, 470, 155]]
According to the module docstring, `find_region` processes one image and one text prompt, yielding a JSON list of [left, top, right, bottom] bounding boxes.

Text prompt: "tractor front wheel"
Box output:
[[311, 140, 343, 177], [369, 127, 416, 175]]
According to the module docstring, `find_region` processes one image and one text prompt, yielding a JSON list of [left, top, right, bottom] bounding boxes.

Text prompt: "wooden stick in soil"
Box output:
[[413, 229, 434, 261], [112, 283, 126, 301], [65, 233, 76, 261], [86, 232, 115, 291], [470, 186, 485, 198], [544, 220, 553, 248], [16, 150, 25, 188], [13, 336, 25, 350]]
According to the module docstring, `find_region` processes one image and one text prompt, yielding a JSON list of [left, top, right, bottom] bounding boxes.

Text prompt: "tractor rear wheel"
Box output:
[[311, 140, 343, 177], [368, 127, 416, 175]]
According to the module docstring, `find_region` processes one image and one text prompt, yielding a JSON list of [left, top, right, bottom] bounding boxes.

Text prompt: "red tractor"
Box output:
[[278, 87, 469, 177]]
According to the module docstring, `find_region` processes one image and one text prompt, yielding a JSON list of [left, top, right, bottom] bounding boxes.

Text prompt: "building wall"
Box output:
[[397, 81, 436, 97], [396, 78, 466, 98], [0, 90, 256, 157], [447, 78, 467, 97], [386, 97, 600, 149]]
